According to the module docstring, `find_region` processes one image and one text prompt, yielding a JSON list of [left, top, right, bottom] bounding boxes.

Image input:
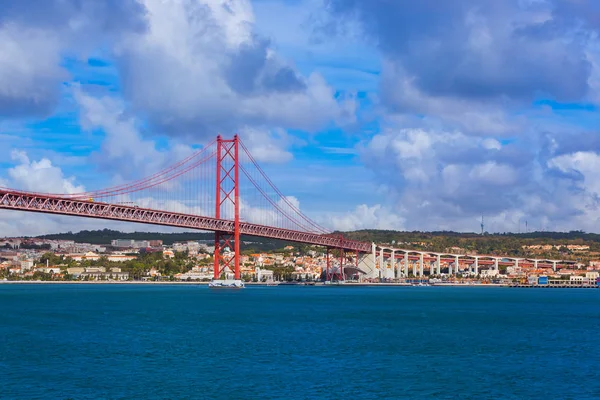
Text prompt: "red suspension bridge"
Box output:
[[0, 136, 369, 281]]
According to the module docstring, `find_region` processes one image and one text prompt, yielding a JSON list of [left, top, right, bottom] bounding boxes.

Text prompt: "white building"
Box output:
[[481, 269, 499, 277], [177, 270, 212, 280], [20, 260, 34, 271], [79, 267, 129, 280], [256, 267, 274, 282], [586, 271, 599, 280]]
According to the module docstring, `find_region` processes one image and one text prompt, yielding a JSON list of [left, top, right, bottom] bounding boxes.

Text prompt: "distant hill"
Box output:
[[36, 229, 296, 252], [36, 228, 600, 244], [34, 228, 600, 254], [38, 229, 214, 245], [337, 229, 600, 244]]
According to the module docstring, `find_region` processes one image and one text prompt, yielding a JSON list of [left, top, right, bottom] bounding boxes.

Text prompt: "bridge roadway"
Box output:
[[0, 189, 371, 252]]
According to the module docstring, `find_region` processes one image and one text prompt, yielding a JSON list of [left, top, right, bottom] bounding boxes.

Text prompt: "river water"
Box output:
[[1, 284, 599, 399]]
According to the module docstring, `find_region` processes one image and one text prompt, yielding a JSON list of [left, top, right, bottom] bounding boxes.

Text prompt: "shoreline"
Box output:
[[0, 280, 505, 287], [1, 281, 597, 288]]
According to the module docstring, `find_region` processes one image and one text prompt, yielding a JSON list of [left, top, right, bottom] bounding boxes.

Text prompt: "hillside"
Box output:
[[36, 229, 294, 252], [338, 229, 600, 261], [32, 228, 600, 261]]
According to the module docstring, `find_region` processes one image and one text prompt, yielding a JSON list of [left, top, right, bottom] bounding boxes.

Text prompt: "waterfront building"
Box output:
[[176, 269, 212, 280], [80, 267, 129, 280], [586, 271, 599, 280], [67, 267, 84, 278], [256, 267, 274, 282]]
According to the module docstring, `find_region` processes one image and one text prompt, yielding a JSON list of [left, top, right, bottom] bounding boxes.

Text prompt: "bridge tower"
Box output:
[[213, 135, 241, 281]]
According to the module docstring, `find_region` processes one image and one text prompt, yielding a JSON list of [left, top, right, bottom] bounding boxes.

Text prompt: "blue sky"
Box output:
[[2, 0, 600, 235]]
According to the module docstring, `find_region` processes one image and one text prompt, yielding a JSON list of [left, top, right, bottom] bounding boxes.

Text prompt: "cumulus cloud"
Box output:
[[115, 0, 355, 137], [2, 0, 353, 136], [74, 86, 195, 180], [350, 122, 600, 233], [0, 0, 146, 117], [8, 150, 85, 194], [324, 0, 595, 103], [548, 151, 600, 198], [238, 127, 295, 163], [0, 24, 66, 117], [328, 204, 405, 231], [321, 0, 600, 138], [74, 86, 296, 189]]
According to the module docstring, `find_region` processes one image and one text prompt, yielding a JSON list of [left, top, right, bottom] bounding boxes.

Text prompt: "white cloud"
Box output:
[[74, 87, 195, 180], [0, 23, 66, 117], [0, 0, 146, 117], [8, 150, 85, 194], [379, 63, 528, 137], [548, 151, 600, 197], [327, 204, 405, 231], [115, 0, 355, 137], [238, 126, 294, 163], [351, 117, 600, 234], [482, 138, 502, 150], [469, 162, 518, 187]]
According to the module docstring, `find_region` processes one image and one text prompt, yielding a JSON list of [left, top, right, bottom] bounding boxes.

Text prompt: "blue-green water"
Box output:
[[1, 285, 599, 399]]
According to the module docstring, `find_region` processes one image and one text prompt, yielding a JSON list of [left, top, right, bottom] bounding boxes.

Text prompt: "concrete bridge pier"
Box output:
[[495, 258, 499, 271], [357, 244, 378, 280], [404, 252, 409, 277], [378, 248, 384, 280], [454, 256, 460, 275], [436, 254, 441, 275], [419, 253, 424, 277]]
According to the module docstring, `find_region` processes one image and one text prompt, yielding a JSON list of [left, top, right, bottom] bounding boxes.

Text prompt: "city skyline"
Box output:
[[2, 0, 600, 236]]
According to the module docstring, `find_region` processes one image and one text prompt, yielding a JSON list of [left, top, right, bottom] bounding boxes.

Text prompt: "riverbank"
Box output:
[[3, 280, 596, 288], [0, 280, 506, 287]]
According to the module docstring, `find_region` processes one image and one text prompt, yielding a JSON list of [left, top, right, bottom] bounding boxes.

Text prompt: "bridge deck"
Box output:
[[0, 189, 371, 252]]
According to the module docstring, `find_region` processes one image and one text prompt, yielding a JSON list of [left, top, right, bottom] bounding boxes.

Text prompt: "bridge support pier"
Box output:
[[326, 247, 331, 281], [358, 249, 378, 280], [455, 256, 460, 275], [339, 246, 345, 281], [419, 253, 424, 277]]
